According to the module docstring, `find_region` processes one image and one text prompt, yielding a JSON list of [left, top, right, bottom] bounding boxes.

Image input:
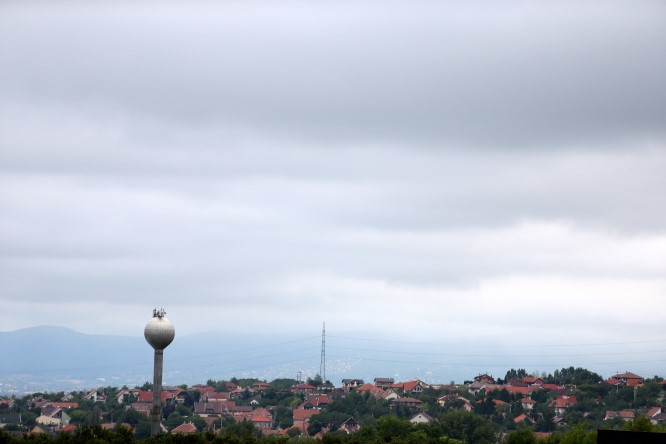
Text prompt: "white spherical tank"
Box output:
[[144, 309, 175, 350]]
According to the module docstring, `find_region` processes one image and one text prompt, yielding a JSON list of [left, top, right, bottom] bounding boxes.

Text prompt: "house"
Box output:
[[393, 380, 429, 394], [0, 399, 15, 410], [28, 425, 48, 436], [83, 389, 106, 403], [227, 405, 253, 416], [0, 413, 22, 428], [163, 388, 192, 405], [552, 416, 568, 427], [171, 422, 197, 434], [202, 391, 229, 403], [194, 402, 229, 416], [339, 417, 360, 433], [115, 389, 132, 404], [520, 398, 536, 411], [513, 414, 535, 424], [251, 416, 273, 429], [29, 397, 49, 409], [552, 395, 577, 415], [341, 379, 364, 392], [437, 394, 473, 412], [521, 377, 545, 386], [356, 383, 388, 400], [374, 378, 395, 389], [229, 388, 250, 400], [410, 413, 434, 424], [609, 372, 644, 387], [252, 382, 271, 392], [293, 408, 320, 425], [502, 385, 529, 396], [474, 374, 495, 384], [36, 415, 61, 427], [60, 424, 77, 433], [391, 397, 423, 410], [468, 381, 496, 396], [290, 384, 317, 395], [646, 407, 662, 419], [130, 402, 152, 417], [49, 402, 78, 410], [651, 413, 666, 425], [136, 390, 178, 406], [306, 394, 331, 408], [605, 410, 635, 421], [193, 386, 216, 396]]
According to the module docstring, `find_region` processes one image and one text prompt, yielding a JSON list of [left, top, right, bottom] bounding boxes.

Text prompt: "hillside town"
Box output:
[[1, 368, 665, 443]]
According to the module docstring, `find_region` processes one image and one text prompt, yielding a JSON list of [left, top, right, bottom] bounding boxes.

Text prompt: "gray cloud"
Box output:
[[1, 0, 665, 148], [0, 0, 665, 383]]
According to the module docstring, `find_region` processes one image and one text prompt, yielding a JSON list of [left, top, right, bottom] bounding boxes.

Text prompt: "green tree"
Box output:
[[306, 375, 323, 387], [504, 369, 528, 383], [191, 415, 207, 431], [622, 416, 655, 432], [166, 412, 186, 431], [375, 416, 412, 441], [438, 410, 496, 444], [274, 405, 294, 429], [507, 428, 537, 444], [287, 427, 302, 437], [134, 421, 151, 440], [117, 408, 146, 427]]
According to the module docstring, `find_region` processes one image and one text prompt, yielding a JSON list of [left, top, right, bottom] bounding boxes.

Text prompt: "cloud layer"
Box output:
[[1, 0, 665, 379]]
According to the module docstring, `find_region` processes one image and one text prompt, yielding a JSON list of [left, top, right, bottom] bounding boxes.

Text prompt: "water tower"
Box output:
[[144, 308, 175, 436]]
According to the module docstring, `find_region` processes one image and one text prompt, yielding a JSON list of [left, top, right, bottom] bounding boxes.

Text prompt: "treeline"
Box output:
[[1, 418, 663, 444]]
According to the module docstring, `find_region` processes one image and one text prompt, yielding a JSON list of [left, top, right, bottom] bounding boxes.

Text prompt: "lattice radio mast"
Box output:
[[319, 321, 326, 383]]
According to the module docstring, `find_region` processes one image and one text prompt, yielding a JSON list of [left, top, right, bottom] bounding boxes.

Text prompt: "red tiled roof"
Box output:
[[395, 380, 427, 393], [50, 402, 78, 409], [392, 397, 423, 404], [172, 422, 197, 434], [521, 377, 544, 384], [514, 414, 533, 423], [293, 409, 320, 422], [611, 372, 643, 380], [605, 410, 635, 420], [306, 394, 331, 407], [502, 386, 529, 396], [647, 407, 661, 418], [291, 384, 316, 390], [553, 395, 577, 408], [204, 392, 230, 401], [251, 416, 272, 423]]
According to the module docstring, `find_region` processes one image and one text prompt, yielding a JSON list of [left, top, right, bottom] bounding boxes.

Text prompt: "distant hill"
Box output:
[[0, 326, 346, 394], [0, 326, 150, 393], [0, 326, 473, 395]]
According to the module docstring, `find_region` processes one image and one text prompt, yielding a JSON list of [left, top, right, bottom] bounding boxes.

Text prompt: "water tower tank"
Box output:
[[144, 309, 175, 350]]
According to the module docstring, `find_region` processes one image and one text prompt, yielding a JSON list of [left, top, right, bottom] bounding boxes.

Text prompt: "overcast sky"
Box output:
[[1, 0, 665, 378]]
